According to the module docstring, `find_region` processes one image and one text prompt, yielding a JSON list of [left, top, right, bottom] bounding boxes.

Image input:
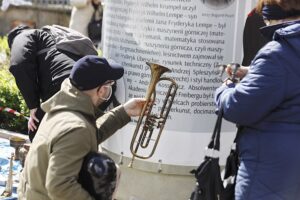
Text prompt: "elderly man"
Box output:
[[18, 55, 146, 200]]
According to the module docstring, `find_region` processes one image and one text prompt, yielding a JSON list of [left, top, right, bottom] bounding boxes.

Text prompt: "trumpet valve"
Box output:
[[156, 118, 165, 128]]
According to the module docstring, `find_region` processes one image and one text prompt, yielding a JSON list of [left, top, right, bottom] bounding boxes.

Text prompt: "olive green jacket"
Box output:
[[18, 79, 130, 200]]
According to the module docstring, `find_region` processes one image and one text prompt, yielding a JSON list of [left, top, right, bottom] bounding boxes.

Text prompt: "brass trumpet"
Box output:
[[128, 62, 178, 167]]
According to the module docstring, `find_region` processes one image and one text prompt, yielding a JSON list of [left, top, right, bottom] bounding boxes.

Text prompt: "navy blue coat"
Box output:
[[215, 20, 300, 200]]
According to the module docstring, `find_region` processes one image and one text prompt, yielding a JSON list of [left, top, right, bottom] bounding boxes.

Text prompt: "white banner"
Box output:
[[102, 0, 255, 166]]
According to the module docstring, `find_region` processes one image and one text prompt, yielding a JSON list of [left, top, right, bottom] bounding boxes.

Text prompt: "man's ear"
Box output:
[[96, 85, 104, 96]]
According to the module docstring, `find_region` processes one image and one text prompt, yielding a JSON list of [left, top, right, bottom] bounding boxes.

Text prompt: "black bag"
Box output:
[[37, 25, 98, 57], [78, 152, 118, 200], [189, 110, 239, 200], [222, 129, 240, 200], [88, 2, 103, 45]]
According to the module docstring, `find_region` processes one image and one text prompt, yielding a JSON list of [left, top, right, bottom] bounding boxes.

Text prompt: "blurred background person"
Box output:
[[69, 0, 103, 47], [242, 7, 269, 66]]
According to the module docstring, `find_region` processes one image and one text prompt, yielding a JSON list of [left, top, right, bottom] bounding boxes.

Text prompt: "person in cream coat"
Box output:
[[69, 0, 102, 37]]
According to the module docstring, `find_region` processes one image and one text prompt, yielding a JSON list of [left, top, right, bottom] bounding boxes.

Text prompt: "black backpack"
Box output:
[[37, 24, 98, 56]]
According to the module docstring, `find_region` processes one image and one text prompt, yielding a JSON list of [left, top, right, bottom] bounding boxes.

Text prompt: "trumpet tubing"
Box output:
[[129, 62, 178, 167]]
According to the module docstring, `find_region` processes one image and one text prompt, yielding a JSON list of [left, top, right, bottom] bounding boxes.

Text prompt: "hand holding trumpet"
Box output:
[[123, 98, 153, 117]]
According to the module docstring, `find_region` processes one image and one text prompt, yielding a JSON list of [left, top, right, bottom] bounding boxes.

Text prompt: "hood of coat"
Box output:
[[260, 20, 300, 42], [41, 79, 96, 119], [7, 25, 31, 49], [274, 21, 300, 52]]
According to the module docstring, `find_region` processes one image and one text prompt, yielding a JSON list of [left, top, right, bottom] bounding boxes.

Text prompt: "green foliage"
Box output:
[[0, 36, 28, 133], [0, 36, 10, 68], [0, 36, 9, 55]]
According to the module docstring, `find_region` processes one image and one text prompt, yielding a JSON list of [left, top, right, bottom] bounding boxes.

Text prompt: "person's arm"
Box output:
[[46, 126, 95, 200], [9, 32, 40, 110], [9, 31, 41, 131], [10, 63, 40, 110], [96, 98, 146, 143], [96, 105, 131, 143], [215, 47, 287, 126]]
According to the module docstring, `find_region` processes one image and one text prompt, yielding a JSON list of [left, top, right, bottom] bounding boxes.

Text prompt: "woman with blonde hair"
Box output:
[[215, 0, 300, 199]]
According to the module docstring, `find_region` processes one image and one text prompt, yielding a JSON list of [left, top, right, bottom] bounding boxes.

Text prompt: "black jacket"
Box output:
[[9, 28, 81, 109], [242, 9, 269, 66]]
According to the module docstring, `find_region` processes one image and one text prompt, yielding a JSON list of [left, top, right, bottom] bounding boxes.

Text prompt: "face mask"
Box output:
[[100, 85, 112, 102]]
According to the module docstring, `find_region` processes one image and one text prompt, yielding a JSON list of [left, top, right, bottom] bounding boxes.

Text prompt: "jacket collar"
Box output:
[[41, 79, 97, 119], [260, 20, 300, 41]]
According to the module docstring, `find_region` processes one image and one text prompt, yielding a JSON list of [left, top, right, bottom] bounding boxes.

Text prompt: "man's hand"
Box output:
[[123, 98, 148, 117], [28, 108, 39, 132]]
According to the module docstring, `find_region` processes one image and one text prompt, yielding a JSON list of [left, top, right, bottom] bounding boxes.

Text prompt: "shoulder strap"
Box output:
[[234, 125, 243, 143], [207, 109, 223, 151]]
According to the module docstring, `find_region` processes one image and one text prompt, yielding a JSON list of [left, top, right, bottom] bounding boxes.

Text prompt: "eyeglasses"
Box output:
[[97, 81, 115, 92], [103, 80, 115, 86]]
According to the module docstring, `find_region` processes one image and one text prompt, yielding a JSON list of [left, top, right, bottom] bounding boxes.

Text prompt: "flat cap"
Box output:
[[70, 56, 124, 90]]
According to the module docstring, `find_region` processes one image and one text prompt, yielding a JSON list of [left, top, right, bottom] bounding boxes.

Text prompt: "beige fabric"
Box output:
[[18, 79, 130, 200], [69, 0, 103, 37], [69, 5, 94, 36], [70, 0, 88, 8]]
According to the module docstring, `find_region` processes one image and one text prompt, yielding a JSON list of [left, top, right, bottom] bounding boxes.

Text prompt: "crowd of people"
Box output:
[[5, 0, 300, 199]]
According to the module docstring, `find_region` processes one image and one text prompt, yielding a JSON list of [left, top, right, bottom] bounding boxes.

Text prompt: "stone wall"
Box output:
[[0, 5, 71, 36]]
